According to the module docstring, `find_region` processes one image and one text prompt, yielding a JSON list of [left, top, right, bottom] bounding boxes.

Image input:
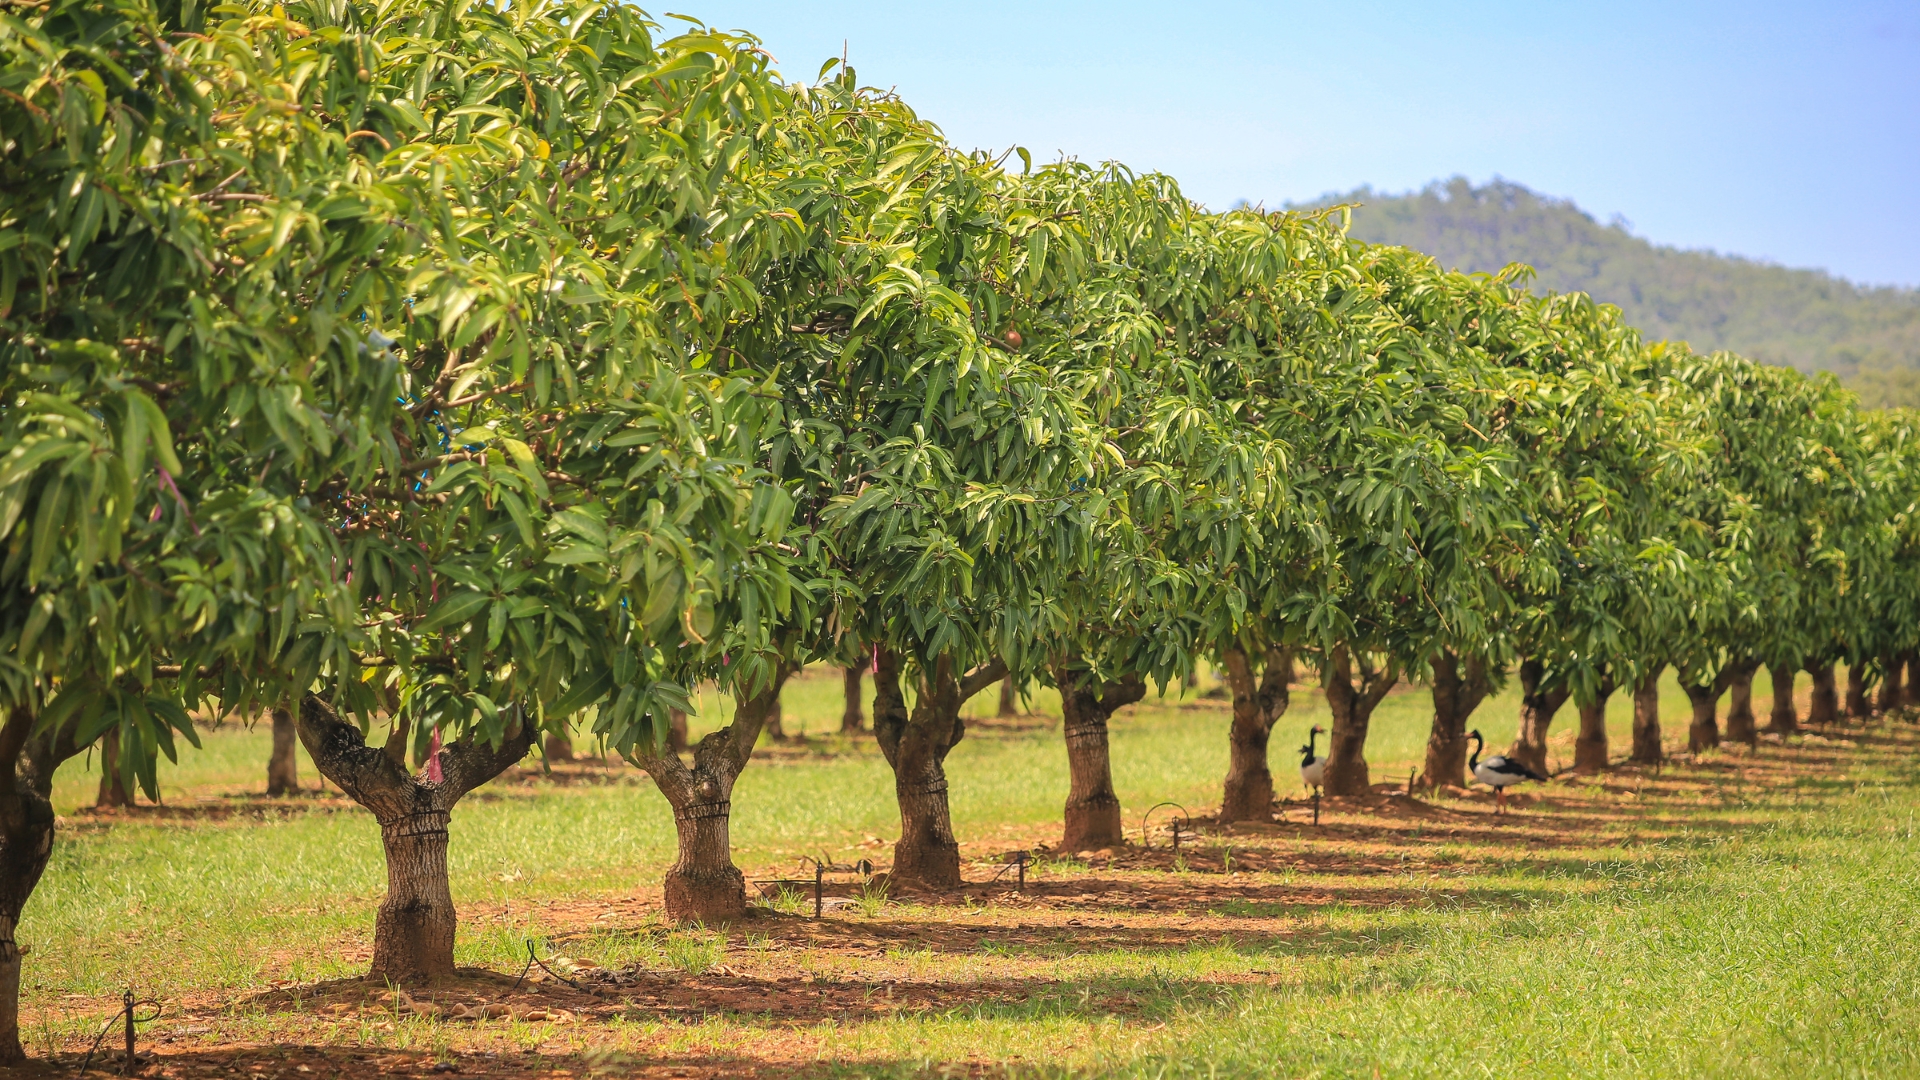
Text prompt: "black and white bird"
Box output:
[[1468, 729, 1547, 814], [1299, 725, 1327, 793]]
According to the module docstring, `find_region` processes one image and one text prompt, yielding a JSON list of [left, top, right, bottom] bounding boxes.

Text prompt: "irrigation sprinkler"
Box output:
[[1141, 801, 1191, 852]]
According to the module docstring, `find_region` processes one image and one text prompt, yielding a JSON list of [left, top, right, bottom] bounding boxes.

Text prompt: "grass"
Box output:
[[20, 663, 1920, 1077]]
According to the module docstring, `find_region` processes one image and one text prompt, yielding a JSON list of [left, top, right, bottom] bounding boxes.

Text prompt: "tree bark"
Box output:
[[1806, 661, 1838, 725], [1631, 666, 1665, 764], [841, 666, 866, 733], [998, 675, 1019, 718], [1218, 645, 1293, 822], [1052, 660, 1145, 850], [1723, 662, 1760, 747], [0, 708, 84, 1064], [639, 667, 790, 923], [543, 730, 575, 762], [1904, 652, 1920, 711], [1423, 650, 1491, 789], [1322, 644, 1399, 797], [95, 727, 132, 809], [1682, 676, 1722, 752], [1845, 664, 1870, 720], [1876, 653, 1903, 715], [296, 694, 536, 982], [668, 708, 689, 754], [1508, 658, 1572, 775], [1765, 665, 1798, 734], [873, 648, 1006, 889], [763, 693, 787, 740], [1573, 682, 1615, 773], [267, 706, 302, 795]]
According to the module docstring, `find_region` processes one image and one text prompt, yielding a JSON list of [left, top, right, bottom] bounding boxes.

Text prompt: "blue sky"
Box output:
[[674, 1, 1920, 287]]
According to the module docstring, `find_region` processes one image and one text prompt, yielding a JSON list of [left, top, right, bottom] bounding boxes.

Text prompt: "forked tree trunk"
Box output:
[[841, 666, 866, 732], [95, 727, 132, 809], [1724, 662, 1760, 746], [543, 730, 575, 763], [1322, 644, 1399, 797], [1845, 665, 1870, 720], [1423, 650, 1491, 789], [1806, 661, 1838, 725], [1631, 666, 1665, 764], [1508, 658, 1572, 775], [1573, 683, 1616, 773], [296, 694, 536, 982], [873, 649, 1007, 889], [0, 709, 84, 1065], [1052, 660, 1145, 850], [998, 676, 1020, 718], [267, 706, 302, 795], [1876, 653, 1903, 715], [639, 667, 790, 923], [1765, 665, 1798, 734], [1682, 677, 1723, 752], [1904, 652, 1920, 711], [1218, 645, 1293, 822]]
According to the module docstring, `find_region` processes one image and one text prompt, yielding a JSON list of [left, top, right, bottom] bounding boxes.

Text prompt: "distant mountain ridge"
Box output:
[[1300, 178, 1920, 408]]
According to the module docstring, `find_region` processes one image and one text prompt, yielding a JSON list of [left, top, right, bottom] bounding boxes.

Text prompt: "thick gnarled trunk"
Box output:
[[1631, 666, 1665, 764], [640, 667, 789, 924], [1423, 651, 1490, 790], [874, 649, 1006, 889], [267, 706, 302, 794], [1508, 659, 1571, 776], [1765, 665, 1798, 734], [1053, 661, 1145, 850], [1724, 666, 1758, 746], [296, 694, 535, 982], [1322, 645, 1399, 797], [842, 666, 866, 733], [1683, 678, 1722, 752], [1218, 645, 1293, 821], [1807, 661, 1838, 725], [0, 709, 83, 1064]]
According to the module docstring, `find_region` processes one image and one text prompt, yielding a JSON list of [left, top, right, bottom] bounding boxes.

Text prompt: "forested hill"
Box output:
[[1303, 179, 1920, 407]]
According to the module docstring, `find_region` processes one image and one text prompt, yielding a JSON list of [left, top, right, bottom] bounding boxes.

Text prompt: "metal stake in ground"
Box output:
[[123, 988, 134, 1076]]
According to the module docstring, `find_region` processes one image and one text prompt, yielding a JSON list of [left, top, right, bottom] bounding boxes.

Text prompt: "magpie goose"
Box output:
[[1299, 725, 1326, 793], [1468, 729, 1547, 814]]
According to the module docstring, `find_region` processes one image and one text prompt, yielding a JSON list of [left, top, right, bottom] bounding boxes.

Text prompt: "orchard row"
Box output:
[[2, 0, 1913, 1062]]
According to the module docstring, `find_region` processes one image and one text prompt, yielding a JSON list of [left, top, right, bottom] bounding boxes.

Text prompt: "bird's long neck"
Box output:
[[1307, 729, 1318, 758], [1468, 735, 1482, 770]]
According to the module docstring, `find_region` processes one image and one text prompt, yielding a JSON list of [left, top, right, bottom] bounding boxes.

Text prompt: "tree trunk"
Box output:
[[1845, 664, 1870, 720], [1508, 658, 1572, 775], [873, 649, 1007, 889], [1876, 653, 1903, 715], [95, 727, 132, 809], [0, 709, 83, 1064], [640, 668, 790, 923], [763, 693, 787, 740], [1218, 645, 1293, 822], [1765, 665, 1798, 734], [841, 666, 866, 732], [1724, 664, 1758, 746], [543, 731, 575, 762], [1806, 661, 1838, 725], [1631, 666, 1665, 763], [296, 694, 536, 982], [1904, 652, 1920, 710], [998, 675, 1019, 718], [1322, 644, 1399, 797], [1423, 650, 1491, 789], [1683, 678, 1722, 752], [1573, 684, 1615, 773], [668, 708, 690, 754], [267, 706, 302, 795], [1053, 660, 1144, 850]]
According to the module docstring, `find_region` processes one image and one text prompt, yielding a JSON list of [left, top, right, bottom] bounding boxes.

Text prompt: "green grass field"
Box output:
[[23, 664, 1920, 1078]]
